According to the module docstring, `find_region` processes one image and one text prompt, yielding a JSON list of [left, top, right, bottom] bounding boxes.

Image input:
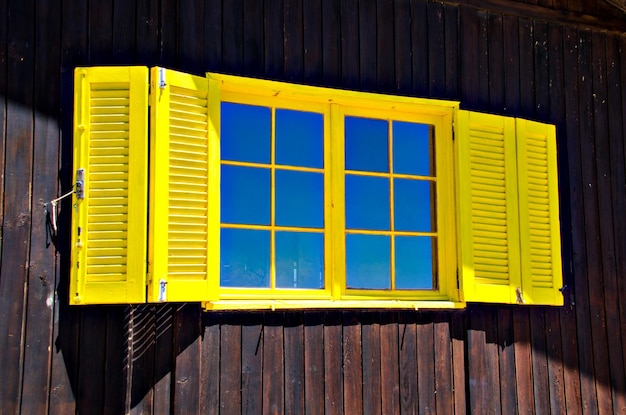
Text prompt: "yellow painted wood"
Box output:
[[516, 119, 563, 305], [148, 67, 213, 302], [457, 110, 520, 304], [70, 66, 148, 304]]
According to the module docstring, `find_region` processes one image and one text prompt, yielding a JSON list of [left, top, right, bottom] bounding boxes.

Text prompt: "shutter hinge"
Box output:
[[75, 169, 85, 199], [158, 279, 167, 302], [158, 67, 167, 90]]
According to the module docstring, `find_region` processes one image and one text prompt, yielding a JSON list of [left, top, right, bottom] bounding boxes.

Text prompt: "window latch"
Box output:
[[75, 169, 85, 199], [159, 279, 167, 302], [516, 287, 525, 304]]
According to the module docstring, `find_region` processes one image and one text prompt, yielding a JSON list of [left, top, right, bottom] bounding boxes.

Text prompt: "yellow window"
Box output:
[[70, 66, 563, 308]]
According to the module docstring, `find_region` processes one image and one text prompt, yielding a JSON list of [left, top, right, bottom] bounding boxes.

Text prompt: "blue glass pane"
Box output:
[[220, 228, 270, 287], [345, 116, 389, 172], [345, 175, 390, 230], [276, 232, 324, 289], [393, 121, 432, 176], [276, 109, 323, 168], [275, 170, 324, 228], [346, 234, 390, 289], [395, 236, 434, 289], [221, 165, 270, 225], [394, 179, 433, 232], [221, 102, 271, 163]]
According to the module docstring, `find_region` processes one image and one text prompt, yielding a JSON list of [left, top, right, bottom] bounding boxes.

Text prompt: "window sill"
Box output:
[[202, 299, 466, 311]]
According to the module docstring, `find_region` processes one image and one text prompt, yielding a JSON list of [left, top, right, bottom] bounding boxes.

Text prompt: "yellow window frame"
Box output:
[[206, 73, 461, 309]]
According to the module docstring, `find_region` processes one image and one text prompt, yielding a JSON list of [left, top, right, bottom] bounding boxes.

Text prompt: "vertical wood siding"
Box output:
[[1, 0, 626, 414]]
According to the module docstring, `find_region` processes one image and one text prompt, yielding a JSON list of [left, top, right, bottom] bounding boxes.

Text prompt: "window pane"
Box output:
[[275, 170, 324, 228], [221, 102, 271, 163], [345, 116, 389, 172], [221, 165, 270, 225], [276, 232, 324, 289], [393, 121, 432, 176], [345, 175, 390, 230], [221, 228, 270, 287], [395, 236, 435, 289], [394, 179, 433, 232], [346, 234, 391, 289], [276, 109, 323, 168]]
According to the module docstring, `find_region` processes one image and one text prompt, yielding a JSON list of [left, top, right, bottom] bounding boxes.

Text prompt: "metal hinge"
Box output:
[[75, 169, 85, 199], [158, 67, 167, 90], [158, 279, 167, 302]]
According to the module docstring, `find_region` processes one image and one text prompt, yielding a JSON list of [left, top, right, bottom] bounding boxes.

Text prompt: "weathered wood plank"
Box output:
[[591, 30, 626, 415], [243, 0, 264, 78], [513, 309, 534, 415], [76, 309, 107, 415], [580, 28, 613, 415], [136, 0, 159, 65], [204, 0, 222, 72], [103, 307, 129, 415], [427, 1, 446, 98], [284, 0, 304, 83], [433, 312, 454, 415], [380, 313, 399, 415], [398, 312, 417, 414], [264, 0, 283, 79], [0, 0, 35, 412], [496, 308, 517, 415], [178, 0, 204, 73], [263, 312, 284, 415], [324, 312, 343, 415], [200, 312, 220, 415], [459, 6, 481, 109], [153, 305, 174, 414], [545, 308, 567, 414], [487, 13, 504, 111], [89, 0, 113, 64], [160, 0, 178, 67], [321, 0, 341, 87], [410, 0, 428, 97], [562, 26, 598, 415], [304, 312, 324, 415], [467, 308, 501, 414], [303, 0, 323, 84], [343, 312, 363, 414], [284, 312, 305, 414], [529, 308, 551, 411], [361, 312, 382, 415], [112, 0, 136, 63], [618, 33, 626, 395], [376, 0, 395, 93], [359, 0, 376, 91], [220, 314, 242, 414], [341, 0, 359, 89], [223, 0, 243, 74], [173, 304, 202, 415], [129, 306, 156, 415], [20, 0, 61, 413], [502, 15, 520, 115], [444, 4, 460, 99], [416, 312, 436, 414], [241, 314, 263, 415], [451, 312, 467, 415], [394, 0, 412, 94]]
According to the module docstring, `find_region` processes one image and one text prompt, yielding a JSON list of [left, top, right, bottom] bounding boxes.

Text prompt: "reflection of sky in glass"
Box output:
[[276, 232, 324, 288], [221, 165, 270, 225], [393, 122, 431, 176], [221, 102, 271, 163], [346, 234, 390, 289], [345, 175, 390, 230], [275, 170, 324, 228], [345, 117, 389, 172], [276, 109, 323, 168], [394, 179, 432, 232], [395, 236, 434, 289], [221, 228, 270, 287]]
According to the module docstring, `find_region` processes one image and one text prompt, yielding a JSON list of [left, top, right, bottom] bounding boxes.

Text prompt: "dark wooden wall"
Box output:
[[1, 0, 626, 414]]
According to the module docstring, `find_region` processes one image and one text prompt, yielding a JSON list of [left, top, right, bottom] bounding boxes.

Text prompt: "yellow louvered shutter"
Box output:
[[457, 110, 521, 304], [516, 119, 563, 305], [70, 66, 149, 304], [148, 67, 218, 302]]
